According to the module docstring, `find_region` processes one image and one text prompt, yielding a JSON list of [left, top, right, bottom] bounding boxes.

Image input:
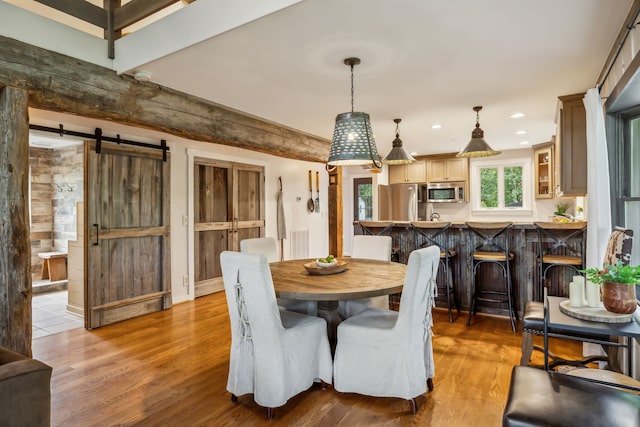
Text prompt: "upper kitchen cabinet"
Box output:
[[533, 142, 554, 199], [426, 157, 468, 182], [388, 161, 426, 184], [557, 93, 587, 196]]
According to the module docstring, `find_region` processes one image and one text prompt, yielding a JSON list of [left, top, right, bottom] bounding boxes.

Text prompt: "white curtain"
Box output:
[[584, 89, 640, 378], [584, 88, 612, 269]]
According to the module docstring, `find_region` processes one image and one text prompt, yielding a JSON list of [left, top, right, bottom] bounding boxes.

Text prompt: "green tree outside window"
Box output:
[[479, 165, 523, 208], [480, 167, 498, 207], [504, 166, 523, 207]]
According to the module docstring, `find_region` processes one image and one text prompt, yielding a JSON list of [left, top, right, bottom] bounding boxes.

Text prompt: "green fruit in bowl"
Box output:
[[318, 255, 335, 263]]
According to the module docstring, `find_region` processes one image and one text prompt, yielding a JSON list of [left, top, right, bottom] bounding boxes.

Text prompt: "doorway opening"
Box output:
[[353, 177, 373, 221], [29, 134, 84, 338]]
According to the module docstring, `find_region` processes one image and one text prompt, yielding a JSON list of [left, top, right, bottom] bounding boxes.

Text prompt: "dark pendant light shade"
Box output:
[[327, 58, 381, 167], [383, 118, 415, 165], [457, 106, 501, 158], [328, 111, 380, 165]]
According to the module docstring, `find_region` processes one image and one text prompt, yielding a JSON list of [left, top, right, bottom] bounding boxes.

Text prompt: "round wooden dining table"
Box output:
[[269, 258, 407, 344]]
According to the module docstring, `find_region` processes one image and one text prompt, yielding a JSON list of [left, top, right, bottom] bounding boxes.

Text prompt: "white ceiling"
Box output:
[[18, 0, 635, 157]]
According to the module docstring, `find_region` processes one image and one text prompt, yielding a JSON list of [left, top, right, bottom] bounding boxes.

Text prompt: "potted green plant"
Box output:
[[553, 202, 570, 222], [582, 262, 640, 314]]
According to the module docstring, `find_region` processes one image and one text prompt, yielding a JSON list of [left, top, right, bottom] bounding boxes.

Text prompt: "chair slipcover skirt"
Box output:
[[221, 251, 332, 409], [333, 246, 439, 400]]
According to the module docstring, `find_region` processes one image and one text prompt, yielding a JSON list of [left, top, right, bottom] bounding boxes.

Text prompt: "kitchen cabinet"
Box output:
[[533, 142, 554, 199], [388, 161, 426, 183], [426, 157, 468, 182], [557, 93, 587, 196]]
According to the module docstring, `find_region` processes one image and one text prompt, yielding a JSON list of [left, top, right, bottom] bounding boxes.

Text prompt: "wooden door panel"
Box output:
[[194, 159, 232, 295], [86, 142, 171, 328], [237, 228, 260, 243], [195, 230, 227, 282], [234, 166, 265, 246], [91, 236, 164, 304], [193, 159, 264, 297], [196, 164, 230, 223], [236, 169, 260, 221]]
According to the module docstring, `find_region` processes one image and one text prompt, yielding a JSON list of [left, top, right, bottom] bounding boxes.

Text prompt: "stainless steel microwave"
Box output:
[[426, 181, 466, 203]]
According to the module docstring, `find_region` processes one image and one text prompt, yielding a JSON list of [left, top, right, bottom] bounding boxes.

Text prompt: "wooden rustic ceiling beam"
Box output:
[[0, 36, 329, 163], [114, 0, 182, 31], [34, 0, 107, 29]]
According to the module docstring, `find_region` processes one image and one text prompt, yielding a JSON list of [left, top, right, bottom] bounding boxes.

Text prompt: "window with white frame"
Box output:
[[470, 157, 531, 212]]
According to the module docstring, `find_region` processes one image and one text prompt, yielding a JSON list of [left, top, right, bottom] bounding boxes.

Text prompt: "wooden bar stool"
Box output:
[[411, 221, 460, 322], [533, 221, 587, 301], [465, 222, 517, 332]]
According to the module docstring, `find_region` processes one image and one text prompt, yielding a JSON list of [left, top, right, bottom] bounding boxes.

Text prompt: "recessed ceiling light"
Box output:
[[510, 112, 525, 119], [410, 152, 418, 156], [431, 124, 442, 129], [515, 130, 527, 135], [520, 141, 530, 145]]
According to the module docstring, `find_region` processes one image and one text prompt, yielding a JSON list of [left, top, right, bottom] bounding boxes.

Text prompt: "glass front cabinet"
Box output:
[[533, 142, 554, 199]]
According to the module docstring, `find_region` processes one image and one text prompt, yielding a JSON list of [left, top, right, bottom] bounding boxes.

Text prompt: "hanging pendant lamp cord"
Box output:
[[350, 63, 355, 113]]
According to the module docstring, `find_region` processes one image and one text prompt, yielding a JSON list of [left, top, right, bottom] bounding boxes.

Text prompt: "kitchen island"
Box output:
[[354, 221, 586, 320]]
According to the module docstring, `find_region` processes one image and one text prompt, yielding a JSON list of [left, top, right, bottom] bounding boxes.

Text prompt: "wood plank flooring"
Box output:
[[32, 293, 583, 426]]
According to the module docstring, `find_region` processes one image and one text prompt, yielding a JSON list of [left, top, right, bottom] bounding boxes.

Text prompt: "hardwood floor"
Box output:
[[32, 293, 583, 426]]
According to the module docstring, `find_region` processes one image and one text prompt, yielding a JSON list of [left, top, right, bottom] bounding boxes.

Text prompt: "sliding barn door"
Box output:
[[194, 158, 264, 296], [85, 141, 171, 328]]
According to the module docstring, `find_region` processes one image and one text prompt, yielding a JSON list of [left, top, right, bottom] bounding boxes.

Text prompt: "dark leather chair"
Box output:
[[0, 346, 52, 426], [465, 222, 517, 332], [503, 366, 640, 426], [412, 221, 460, 322]]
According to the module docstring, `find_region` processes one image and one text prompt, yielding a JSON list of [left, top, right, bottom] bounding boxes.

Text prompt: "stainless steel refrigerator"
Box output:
[[378, 183, 423, 221]]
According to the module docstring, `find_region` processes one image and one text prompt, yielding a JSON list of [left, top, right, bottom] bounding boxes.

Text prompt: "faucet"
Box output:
[[430, 212, 440, 222]]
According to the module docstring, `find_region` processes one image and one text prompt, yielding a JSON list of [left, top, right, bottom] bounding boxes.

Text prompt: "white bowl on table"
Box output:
[[316, 259, 337, 268]]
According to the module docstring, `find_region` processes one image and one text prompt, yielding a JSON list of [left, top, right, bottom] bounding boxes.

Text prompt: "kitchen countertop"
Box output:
[[355, 220, 586, 228]]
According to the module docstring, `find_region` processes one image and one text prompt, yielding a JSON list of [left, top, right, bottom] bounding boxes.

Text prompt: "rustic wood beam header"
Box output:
[[0, 36, 329, 163]]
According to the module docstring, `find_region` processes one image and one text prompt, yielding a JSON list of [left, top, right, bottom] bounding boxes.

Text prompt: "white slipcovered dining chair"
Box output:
[[239, 236, 279, 262], [240, 237, 316, 315], [220, 251, 333, 419], [338, 235, 393, 318], [333, 245, 440, 413]]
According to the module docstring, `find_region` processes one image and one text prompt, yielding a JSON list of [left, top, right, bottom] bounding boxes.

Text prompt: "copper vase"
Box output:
[[601, 282, 637, 314]]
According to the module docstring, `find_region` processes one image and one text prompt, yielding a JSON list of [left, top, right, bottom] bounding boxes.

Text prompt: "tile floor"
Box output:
[[32, 290, 84, 339]]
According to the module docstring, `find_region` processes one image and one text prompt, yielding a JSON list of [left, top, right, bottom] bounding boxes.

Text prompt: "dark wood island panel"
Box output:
[[354, 221, 586, 320]]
